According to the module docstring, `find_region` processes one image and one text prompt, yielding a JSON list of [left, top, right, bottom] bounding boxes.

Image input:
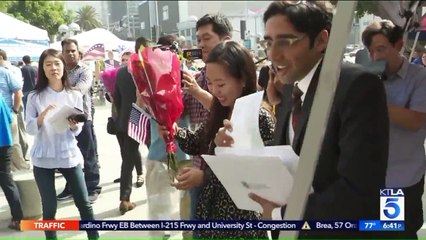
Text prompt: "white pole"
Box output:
[[279, 1, 357, 238], [409, 31, 421, 62]]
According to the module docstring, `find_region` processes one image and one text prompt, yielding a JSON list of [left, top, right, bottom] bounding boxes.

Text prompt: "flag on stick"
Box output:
[[128, 103, 151, 144]]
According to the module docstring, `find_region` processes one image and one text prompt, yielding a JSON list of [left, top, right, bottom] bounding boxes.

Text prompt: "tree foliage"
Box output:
[[75, 5, 102, 32], [3, 1, 73, 39], [0, 1, 12, 12]]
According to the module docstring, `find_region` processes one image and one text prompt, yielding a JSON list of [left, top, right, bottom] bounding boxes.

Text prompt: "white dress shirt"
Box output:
[[26, 87, 84, 169]]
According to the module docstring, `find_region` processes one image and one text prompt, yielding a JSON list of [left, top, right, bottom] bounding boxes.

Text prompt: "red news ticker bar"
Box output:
[[21, 220, 80, 231]]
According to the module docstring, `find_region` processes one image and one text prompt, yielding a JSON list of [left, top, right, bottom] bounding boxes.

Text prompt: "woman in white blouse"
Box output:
[[26, 49, 98, 240]]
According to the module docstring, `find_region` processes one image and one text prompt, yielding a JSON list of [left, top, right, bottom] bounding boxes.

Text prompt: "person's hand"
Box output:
[[249, 192, 282, 220], [181, 70, 201, 96], [158, 123, 178, 141], [172, 167, 204, 190], [68, 117, 78, 131], [214, 119, 234, 147], [266, 66, 282, 105], [37, 104, 56, 127]]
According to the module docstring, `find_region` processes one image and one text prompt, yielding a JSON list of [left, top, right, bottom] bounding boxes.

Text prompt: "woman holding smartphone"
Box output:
[[26, 49, 98, 240]]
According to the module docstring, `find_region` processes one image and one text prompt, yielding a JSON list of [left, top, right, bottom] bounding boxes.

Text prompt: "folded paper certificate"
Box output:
[[230, 91, 264, 148], [47, 105, 83, 133], [203, 154, 294, 212], [215, 145, 299, 174], [204, 91, 299, 212]]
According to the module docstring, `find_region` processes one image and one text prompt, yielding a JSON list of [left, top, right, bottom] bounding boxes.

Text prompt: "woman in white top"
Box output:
[[26, 49, 98, 240]]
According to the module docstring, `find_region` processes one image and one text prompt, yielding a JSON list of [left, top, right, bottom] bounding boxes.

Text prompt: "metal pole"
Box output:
[[107, 13, 110, 31], [132, 16, 136, 39], [409, 31, 421, 62], [279, 1, 357, 238], [155, 1, 160, 41]]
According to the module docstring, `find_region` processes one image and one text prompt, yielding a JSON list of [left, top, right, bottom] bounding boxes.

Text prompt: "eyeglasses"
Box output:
[[259, 35, 305, 51]]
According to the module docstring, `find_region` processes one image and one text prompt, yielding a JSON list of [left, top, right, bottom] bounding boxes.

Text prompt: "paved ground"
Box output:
[[0, 103, 182, 239], [1, 102, 426, 239]]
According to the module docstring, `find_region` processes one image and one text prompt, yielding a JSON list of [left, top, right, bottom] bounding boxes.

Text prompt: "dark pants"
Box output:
[[116, 132, 142, 201], [0, 146, 23, 221], [395, 176, 424, 239], [33, 165, 99, 239], [64, 121, 101, 195], [91, 106, 99, 161]]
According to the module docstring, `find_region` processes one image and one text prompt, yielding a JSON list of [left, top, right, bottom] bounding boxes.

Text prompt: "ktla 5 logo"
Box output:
[[380, 189, 404, 221]]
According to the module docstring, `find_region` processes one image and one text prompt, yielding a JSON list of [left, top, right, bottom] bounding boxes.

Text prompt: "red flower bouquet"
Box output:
[[128, 47, 184, 181]]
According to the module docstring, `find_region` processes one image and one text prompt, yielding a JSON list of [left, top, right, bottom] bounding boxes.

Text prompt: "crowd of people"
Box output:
[[1, 1, 426, 240]]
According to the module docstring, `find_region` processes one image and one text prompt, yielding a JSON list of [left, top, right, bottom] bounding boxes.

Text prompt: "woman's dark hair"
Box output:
[[203, 41, 257, 153], [263, 1, 332, 48], [34, 49, 70, 93]]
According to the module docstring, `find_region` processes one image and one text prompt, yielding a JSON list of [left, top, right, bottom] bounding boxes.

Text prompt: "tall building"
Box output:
[[136, 1, 270, 48], [106, 1, 142, 40]]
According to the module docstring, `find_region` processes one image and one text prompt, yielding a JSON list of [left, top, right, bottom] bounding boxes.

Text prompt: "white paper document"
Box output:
[[47, 105, 82, 133], [205, 91, 299, 212], [215, 145, 299, 174], [203, 154, 294, 212], [230, 91, 264, 148]]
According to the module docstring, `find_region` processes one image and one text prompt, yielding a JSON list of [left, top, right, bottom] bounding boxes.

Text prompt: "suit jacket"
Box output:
[[274, 63, 389, 238], [114, 66, 136, 134], [105, 59, 120, 68]]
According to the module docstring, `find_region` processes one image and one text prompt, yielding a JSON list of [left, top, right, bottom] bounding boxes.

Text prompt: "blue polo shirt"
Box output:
[[0, 94, 12, 147], [385, 58, 426, 188], [0, 66, 22, 110]]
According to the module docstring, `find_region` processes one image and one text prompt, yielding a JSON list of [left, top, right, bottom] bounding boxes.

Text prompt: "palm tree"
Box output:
[[75, 5, 102, 31]]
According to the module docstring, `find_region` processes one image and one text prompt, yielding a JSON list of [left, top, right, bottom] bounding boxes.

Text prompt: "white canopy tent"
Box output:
[[0, 12, 49, 42], [0, 12, 49, 61], [51, 28, 134, 52]]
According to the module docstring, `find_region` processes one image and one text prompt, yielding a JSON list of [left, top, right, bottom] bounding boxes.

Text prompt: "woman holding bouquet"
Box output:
[[26, 49, 98, 240], [160, 41, 275, 238]]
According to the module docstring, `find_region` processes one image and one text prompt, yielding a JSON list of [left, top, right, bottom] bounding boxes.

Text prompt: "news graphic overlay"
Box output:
[[21, 220, 359, 231], [359, 188, 405, 231]]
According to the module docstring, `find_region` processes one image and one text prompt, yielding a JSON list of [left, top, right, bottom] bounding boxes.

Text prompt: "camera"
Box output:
[[182, 49, 202, 61]]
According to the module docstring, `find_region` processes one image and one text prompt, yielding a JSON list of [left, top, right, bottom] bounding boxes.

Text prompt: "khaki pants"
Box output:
[[145, 159, 192, 238], [10, 113, 30, 172]]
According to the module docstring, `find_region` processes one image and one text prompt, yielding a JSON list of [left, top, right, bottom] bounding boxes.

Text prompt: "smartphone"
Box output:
[[182, 49, 202, 60]]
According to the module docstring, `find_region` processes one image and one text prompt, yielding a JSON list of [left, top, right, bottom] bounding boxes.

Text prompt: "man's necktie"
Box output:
[[291, 83, 303, 130]]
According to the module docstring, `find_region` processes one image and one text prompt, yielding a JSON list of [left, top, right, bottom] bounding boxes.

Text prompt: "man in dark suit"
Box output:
[[105, 50, 120, 68], [113, 37, 148, 213], [216, 1, 390, 239]]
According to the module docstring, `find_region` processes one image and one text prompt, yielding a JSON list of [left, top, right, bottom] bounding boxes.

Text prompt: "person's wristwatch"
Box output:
[[177, 128, 187, 139]]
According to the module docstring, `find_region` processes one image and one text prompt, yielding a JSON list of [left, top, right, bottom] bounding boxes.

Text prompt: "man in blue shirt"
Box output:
[[0, 50, 29, 171], [363, 20, 426, 239], [0, 93, 23, 230]]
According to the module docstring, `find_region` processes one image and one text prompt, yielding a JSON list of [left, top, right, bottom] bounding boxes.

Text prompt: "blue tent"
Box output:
[[0, 38, 48, 62]]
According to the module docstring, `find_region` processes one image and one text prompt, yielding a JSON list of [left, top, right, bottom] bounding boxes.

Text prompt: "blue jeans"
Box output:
[[64, 121, 101, 195], [33, 165, 99, 239]]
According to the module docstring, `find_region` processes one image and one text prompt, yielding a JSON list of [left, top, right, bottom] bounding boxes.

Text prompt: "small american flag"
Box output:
[[128, 103, 150, 144], [83, 43, 105, 61]]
